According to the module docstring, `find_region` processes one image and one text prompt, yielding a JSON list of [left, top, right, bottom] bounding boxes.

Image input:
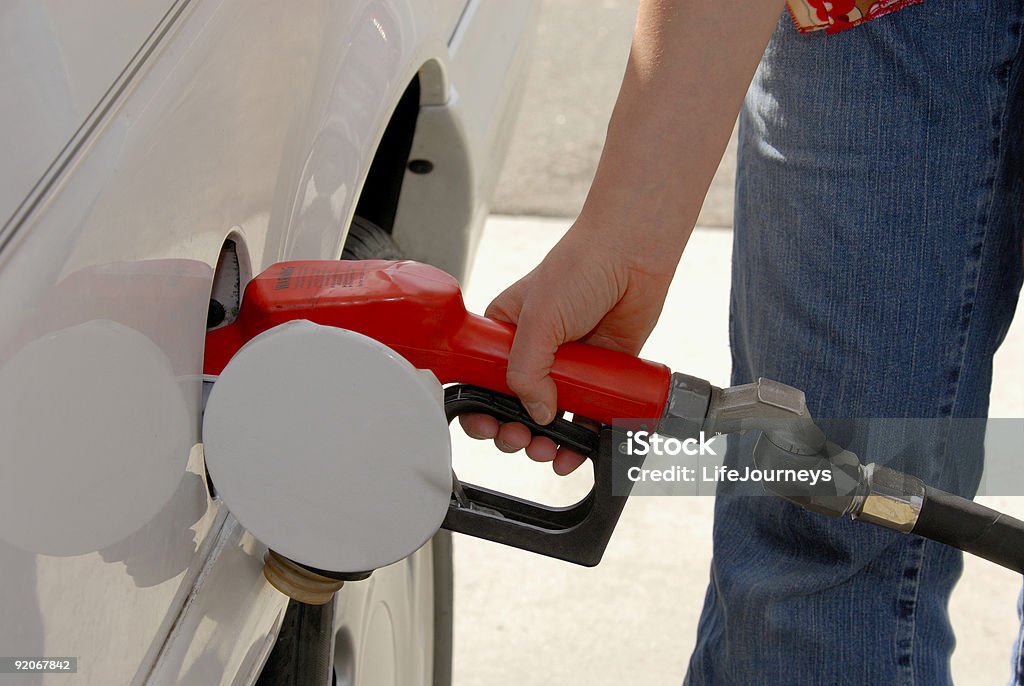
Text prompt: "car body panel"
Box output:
[[0, 0, 175, 224], [393, 0, 539, 277], [0, 0, 536, 683]]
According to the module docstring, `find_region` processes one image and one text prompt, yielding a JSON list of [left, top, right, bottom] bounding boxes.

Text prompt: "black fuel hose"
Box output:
[[912, 487, 1024, 574]]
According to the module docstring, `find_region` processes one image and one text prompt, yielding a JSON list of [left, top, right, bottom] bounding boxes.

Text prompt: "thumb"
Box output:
[[503, 304, 561, 425], [484, 282, 524, 325]]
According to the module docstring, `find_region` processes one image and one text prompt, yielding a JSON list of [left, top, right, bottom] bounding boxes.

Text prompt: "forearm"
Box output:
[[579, 0, 785, 266]]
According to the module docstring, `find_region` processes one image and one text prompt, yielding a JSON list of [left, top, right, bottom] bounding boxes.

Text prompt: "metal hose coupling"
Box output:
[[849, 463, 926, 532], [753, 435, 926, 530], [657, 376, 926, 530], [693, 378, 921, 528]]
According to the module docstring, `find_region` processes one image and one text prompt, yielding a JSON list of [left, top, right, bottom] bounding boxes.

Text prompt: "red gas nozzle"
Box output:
[[204, 260, 672, 426]]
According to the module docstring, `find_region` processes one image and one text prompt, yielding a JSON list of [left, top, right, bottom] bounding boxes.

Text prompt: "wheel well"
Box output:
[[353, 76, 421, 233]]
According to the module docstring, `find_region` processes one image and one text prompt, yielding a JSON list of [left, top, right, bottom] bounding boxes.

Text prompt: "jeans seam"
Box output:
[[943, 19, 1023, 423], [895, 536, 926, 685]]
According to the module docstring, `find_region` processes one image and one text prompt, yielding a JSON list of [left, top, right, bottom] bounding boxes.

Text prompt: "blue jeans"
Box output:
[[685, 5, 1024, 685]]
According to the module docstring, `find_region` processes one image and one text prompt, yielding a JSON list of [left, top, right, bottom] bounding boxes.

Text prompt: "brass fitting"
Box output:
[[853, 463, 925, 532], [263, 549, 345, 605]]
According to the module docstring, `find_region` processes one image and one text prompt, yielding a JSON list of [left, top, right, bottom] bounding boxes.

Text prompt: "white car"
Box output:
[[0, 1, 538, 683]]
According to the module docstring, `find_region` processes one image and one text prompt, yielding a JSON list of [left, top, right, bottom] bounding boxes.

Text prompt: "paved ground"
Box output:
[[453, 217, 1024, 686], [490, 0, 735, 226]]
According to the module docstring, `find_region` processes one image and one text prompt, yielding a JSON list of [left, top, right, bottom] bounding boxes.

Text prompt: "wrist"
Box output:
[[566, 207, 688, 279]]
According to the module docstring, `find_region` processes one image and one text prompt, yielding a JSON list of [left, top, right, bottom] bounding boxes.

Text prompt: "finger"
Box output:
[[553, 447, 588, 476], [495, 421, 533, 453], [524, 436, 558, 462], [458, 413, 499, 440], [580, 329, 641, 356]]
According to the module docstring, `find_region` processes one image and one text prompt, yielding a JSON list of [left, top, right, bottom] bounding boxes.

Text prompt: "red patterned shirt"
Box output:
[[786, 0, 923, 34]]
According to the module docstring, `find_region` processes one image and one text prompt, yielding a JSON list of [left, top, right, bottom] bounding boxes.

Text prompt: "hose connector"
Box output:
[[703, 378, 827, 454], [657, 372, 713, 440], [660, 377, 925, 528], [701, 378, 865, 517], [851, 463, 925, 532]]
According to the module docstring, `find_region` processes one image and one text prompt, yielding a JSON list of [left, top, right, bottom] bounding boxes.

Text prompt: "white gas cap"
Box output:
[[202, 320, 452, 573]]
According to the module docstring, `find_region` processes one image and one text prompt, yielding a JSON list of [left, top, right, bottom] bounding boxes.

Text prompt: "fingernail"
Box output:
[[526, 401, 552, 424]]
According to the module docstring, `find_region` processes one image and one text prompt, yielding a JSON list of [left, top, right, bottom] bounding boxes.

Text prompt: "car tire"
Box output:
[[255, 599, 336, 686], [340, 216, 404, 261], [430, 529, 454, 686]]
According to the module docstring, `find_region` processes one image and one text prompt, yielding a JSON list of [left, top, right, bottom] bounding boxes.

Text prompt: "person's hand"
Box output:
[[459, 217, 679, 475]]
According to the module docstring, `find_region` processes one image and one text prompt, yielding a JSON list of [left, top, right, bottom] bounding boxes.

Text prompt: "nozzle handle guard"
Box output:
[[442, 385, 640, 567]]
